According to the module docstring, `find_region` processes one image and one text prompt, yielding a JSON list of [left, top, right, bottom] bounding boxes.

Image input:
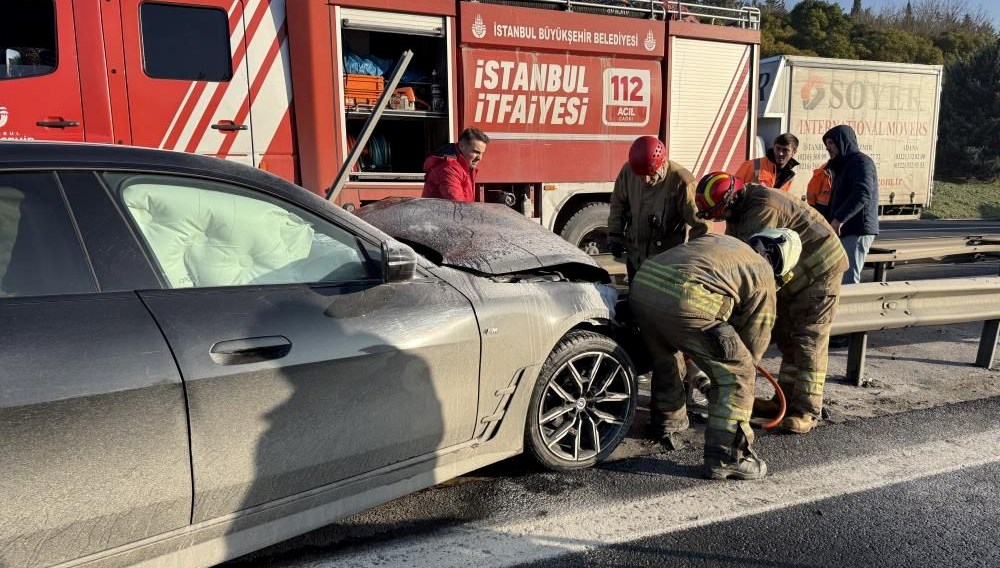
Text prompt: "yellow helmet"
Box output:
[[748, 228, 802, 278]]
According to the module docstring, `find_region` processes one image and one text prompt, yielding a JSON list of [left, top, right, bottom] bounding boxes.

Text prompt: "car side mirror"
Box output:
[[381, 241, 417, 283]]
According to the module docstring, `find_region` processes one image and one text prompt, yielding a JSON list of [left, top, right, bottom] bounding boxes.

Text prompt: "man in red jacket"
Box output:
[[421, 127, 490, 202]]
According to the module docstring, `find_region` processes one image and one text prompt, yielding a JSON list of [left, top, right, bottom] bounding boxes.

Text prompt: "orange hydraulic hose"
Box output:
[[756, 364, 787, 429]]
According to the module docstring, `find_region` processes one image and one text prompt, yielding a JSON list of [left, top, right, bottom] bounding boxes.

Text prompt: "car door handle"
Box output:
[[36, 119, 80, 128], [210, 121, 248, 132], [209, 336, 291, 365]]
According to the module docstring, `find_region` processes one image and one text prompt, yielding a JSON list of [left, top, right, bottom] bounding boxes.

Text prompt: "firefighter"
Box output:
[[629, 230, 802, 479], [694, 171, 848, 434], [806, 161, 833, 219], [607, 136, 709, 282], [608, 135, 712, 414], [734, 133, 800, 192]]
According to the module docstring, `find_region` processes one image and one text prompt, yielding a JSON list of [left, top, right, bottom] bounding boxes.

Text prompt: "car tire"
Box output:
[[559, 203, 610, 255], [525, 330, 638, 471]]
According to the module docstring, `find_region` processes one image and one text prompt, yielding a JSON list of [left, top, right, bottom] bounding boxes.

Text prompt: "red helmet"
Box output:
[[695, 171, 745, 220], [628, 136, 666, 177]]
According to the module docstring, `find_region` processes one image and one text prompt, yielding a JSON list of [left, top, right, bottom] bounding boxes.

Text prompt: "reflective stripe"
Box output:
[[802, 237, 847, 276], [749, 311, 776, 328], [752, 158, 761, 183], [635, 262, 733, 320], [784, 237, 846, 293]]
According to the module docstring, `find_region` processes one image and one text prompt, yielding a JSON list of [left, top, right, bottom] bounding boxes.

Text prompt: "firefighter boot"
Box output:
[[704, 423, 767, 481], [752, 382, 792, 420], [781, 414, 819, 434], [781, 387, 823, 434], [650, 406, 689, 442]]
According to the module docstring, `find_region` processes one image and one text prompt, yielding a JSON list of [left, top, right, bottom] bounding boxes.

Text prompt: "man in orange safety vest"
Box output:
[[735, 133, 800, 192]]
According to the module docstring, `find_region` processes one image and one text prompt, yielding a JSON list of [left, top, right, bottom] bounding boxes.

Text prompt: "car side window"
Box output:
[[0, 173, 97, 297], [106, 173, 380, 289]]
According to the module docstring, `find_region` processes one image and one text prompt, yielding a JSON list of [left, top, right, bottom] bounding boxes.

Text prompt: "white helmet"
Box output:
[[748, 228, 802, 279]]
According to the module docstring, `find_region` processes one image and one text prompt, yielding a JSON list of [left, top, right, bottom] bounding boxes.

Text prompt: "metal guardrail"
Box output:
[[598, 234, 1000, 284], [832, 276, 1000, 385], [468, 0, 761, 29], [867, 235, 1000, 281], [602, 236, 1000, 385]]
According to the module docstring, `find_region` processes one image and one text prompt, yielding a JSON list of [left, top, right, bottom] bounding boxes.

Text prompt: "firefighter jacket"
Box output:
[[632, 233, 777, 362], [607, 160, 709, 269], [421, 143, 477, 202], [734, 149, 798, 192], [806, 162, 833, 219], [726, 184, 848, 294]]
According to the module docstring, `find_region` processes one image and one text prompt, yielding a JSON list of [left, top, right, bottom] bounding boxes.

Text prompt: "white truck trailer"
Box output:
[[757, 55, 943, 219]]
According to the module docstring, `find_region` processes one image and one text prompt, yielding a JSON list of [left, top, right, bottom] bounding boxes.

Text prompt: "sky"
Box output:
[[785, 0, 1000, 28]]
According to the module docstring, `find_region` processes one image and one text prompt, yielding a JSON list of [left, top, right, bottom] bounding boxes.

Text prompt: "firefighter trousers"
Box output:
[[630, 296, 757, 449], [773, 272, 842, 419]]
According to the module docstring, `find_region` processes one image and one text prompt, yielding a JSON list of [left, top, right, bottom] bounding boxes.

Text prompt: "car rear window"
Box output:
[[0, 173, 96, 297]]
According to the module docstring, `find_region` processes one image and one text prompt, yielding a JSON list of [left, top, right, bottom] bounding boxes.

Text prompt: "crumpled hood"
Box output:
[[822, 125, 860, 169], [358, 197, 611, 282]]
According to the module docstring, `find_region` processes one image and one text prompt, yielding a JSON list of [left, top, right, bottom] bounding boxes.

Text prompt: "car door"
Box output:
[[119, 0, 254, 165], [105, 171, 482, 522], [0, 0, 85, 142], [0, 171, 190, 568]]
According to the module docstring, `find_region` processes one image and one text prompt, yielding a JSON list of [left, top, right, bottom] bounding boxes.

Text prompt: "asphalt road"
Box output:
[[221, 222, 1000, 568], [226, 398, 1000, 568]]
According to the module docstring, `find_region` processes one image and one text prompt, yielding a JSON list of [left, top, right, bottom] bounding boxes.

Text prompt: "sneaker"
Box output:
[[780, 414, 818, 434], [704, 454, 768, 480]]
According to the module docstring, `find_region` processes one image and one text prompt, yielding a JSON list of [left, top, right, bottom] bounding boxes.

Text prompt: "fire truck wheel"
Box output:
[[525, 330, 637, 471], [559, 203, 611, 255]]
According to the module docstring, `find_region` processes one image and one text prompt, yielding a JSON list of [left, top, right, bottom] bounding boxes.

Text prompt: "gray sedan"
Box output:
[[0, 142, 638, 567]]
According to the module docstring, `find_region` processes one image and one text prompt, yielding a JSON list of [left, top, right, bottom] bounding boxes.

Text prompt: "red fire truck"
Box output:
[[1, 0, 759, 252]]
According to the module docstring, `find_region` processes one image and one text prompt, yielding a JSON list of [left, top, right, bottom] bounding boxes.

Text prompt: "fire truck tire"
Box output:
[[559, 203, 610, 255], [525, 330, 637, 471]]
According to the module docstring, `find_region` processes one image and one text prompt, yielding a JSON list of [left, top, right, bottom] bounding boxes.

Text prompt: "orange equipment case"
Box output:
[[344, 74, 384, 108]]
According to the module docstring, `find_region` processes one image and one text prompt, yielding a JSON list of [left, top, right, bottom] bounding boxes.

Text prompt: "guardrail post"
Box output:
[[976, 319, 999, 370], [846, 332, 868, 386], [873, 261, 888, 283]]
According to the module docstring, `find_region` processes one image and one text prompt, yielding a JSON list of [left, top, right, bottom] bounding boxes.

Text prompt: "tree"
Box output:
[[787, 0, 857, 58], [850, 0, 863, 17], [936, 39, 1000, 181], [871, 0, 995, 37], [934, 29, 996, 64], [853, 27, 944, 64], [760, 8, 815, 57]]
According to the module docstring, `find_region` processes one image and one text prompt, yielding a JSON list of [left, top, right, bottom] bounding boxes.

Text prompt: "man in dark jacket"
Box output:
[[823, 125, 879, 285], [421, 128, 489, 202]]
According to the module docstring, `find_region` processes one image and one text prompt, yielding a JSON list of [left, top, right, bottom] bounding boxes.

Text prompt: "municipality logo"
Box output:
[[643, 30, 656, 52], [0, 107, 8, 128], [472, 14, 487, 39]]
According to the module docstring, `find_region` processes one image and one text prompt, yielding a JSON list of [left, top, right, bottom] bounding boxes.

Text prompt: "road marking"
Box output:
[[311, 428, 1000, 567]]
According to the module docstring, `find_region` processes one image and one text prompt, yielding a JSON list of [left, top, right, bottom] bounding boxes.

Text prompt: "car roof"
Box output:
[[0, 141, 394, 244], [0, 141, 303, 199]]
